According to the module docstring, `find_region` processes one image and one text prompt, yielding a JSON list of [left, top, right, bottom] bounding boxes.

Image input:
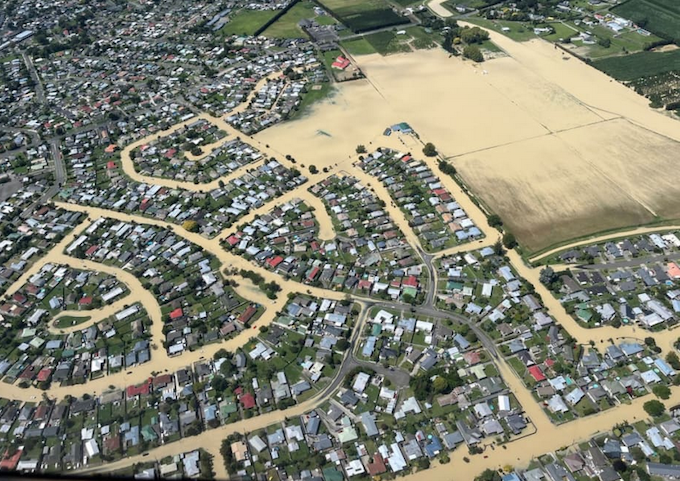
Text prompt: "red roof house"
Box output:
[[267, 256, 283, 269], [79, 296, 93, 306], [0, 448, 23, 471], [239, 393, 256, 409], [12, 293, 27, 305], [169, 308, 184, 320], [331, 56, 350, 70], [528, 365, 546, 382], [126, 380, 151, 398], [366, 453, 387, 475], [307, 266, 320, 282], [153, 374, 173, 389], [19, 365, 37, 380], [36, 368, 52, 382], [238, 305, 258, 325]]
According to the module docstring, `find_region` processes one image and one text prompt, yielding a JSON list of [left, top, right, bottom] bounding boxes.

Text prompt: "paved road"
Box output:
[[17, 50, 67, 219], [0, 124, 41, 160], [22, 51, 45, 104], [20, 138, 64, 219], [367, 299, 498, 359]]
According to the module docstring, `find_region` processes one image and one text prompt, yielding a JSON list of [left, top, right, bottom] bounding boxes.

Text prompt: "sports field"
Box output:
[[221, 9, 280, 36]]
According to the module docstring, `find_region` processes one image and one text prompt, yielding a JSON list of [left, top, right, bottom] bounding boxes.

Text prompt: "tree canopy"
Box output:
[[463, 45, 484, 62], [643, 399, 665, 417], [503, 233, 517, 249], [423, 142, 438, 157]]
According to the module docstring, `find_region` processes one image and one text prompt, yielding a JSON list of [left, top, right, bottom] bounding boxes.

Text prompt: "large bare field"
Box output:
[[453, 123, 659, 252], [257, 34, 680, 254]]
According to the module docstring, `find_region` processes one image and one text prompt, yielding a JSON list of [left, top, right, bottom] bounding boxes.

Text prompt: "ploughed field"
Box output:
[[454, 118, 680, 253]]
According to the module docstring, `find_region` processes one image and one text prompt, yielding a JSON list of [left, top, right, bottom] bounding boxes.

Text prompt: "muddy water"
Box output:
[[14, 21, 680, 478]]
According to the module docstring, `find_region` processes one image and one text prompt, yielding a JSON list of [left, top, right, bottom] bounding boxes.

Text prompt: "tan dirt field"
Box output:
[[257, 34, 680, 254], [453, 123, 657, 252], [651, 43, 680, 53]]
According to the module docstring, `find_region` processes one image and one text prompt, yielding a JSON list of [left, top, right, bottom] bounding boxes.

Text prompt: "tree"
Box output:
[[460, 26, 489, 44], [502, 233, 517, 249], [465, 330, 478, 343], [643, 399, 665, 417], [476, 469, 501, 481], [612, 459, 627, 473], [211, 376, 228, 393], [493, 239, 504, 256], [667, 352, 680, 370], [597, 37, 611, 48], [422, 142, 437, 157], [539, 267, 557, 286], [488, 214, 502, 228], [183, 220, 199, 232], [432, 376, 449, 394], [336, 339, 349, 351], [653, 385, 671, 400], [356, 145, 366, 154], [439, 160, 456, 176], [463, 45, 484, 62], [309, 165, 318, 174], [630, 446, 646, 463]]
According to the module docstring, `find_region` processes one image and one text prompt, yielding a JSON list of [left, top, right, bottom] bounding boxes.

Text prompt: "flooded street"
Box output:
[[9, 12, 680, 480]]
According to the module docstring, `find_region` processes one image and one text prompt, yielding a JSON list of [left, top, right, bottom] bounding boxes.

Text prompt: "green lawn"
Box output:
[[464, 18, 537, 42], [480, 39, 501, 52], [542, 22, 580, 42], [341, 37, 378, 55], [221, 9, 281, 36], [363, 30, 412, 55], [290, 82, 335, 119], [407, 26, 440, 49], [353, 27, 438, 55], [263, 1, 333, 38], [55, 315, 91, 329]]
